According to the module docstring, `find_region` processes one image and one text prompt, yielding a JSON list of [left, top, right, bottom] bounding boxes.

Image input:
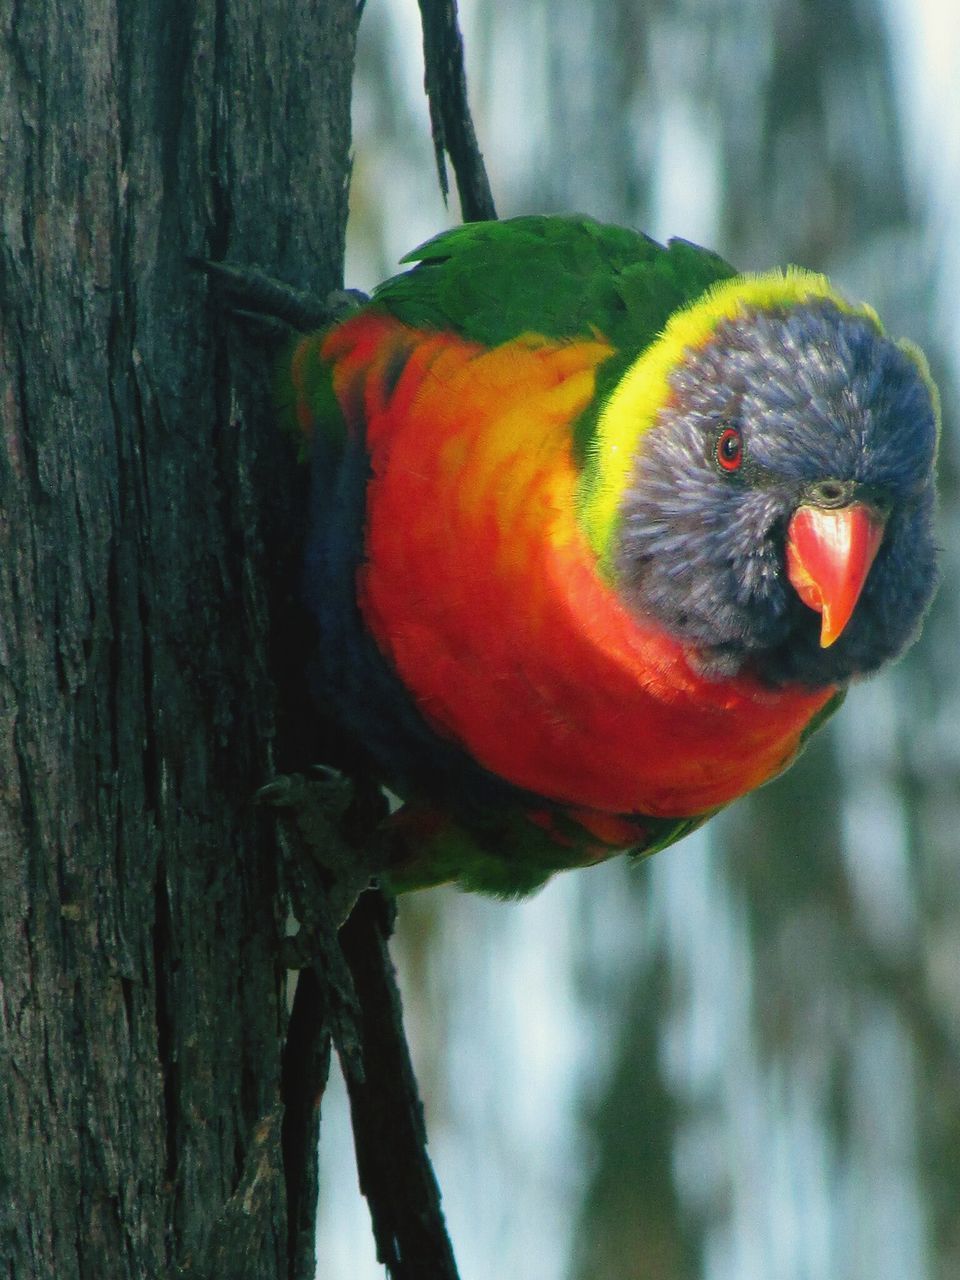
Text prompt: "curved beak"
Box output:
[[785, 502, 886, 648]]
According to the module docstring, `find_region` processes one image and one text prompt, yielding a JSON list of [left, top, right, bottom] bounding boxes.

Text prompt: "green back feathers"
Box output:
[[374, 214, 736, 355]]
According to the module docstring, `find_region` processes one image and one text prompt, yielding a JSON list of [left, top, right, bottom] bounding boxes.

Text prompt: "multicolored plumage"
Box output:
[[281, 215, 939, 896]]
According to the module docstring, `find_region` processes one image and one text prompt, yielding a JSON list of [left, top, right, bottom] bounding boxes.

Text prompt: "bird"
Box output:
[[278, 214, 939, 897]]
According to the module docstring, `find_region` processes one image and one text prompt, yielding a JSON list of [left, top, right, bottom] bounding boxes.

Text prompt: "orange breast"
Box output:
[[321, 311, 835, 818]]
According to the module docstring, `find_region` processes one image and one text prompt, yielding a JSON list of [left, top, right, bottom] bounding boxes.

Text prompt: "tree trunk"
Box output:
[[0, 3, 357, 1276]]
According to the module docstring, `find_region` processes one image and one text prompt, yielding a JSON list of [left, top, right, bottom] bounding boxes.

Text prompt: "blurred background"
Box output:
[[317, 1, 960, 1276]]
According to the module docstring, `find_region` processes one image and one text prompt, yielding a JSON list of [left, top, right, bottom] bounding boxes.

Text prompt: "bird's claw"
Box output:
[[189, 256, 368, 332], [256, 768, 354, 823], [259, 768, 385, 937]]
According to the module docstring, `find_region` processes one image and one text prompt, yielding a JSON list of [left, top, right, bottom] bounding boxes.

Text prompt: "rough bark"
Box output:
[[0, 2, 356, 1276]]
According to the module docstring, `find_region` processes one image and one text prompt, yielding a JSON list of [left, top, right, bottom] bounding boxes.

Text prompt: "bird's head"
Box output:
[[602, 293, 939, 687]]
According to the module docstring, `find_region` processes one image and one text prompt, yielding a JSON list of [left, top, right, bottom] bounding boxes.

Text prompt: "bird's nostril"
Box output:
[[811, 479, 850, 507]]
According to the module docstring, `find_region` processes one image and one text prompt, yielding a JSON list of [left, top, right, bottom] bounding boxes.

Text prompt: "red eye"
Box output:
[[715, 425, 743, 472]]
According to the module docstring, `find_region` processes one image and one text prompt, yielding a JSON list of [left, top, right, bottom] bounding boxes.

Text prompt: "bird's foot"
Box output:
[[258, 767, 388, 966], [190, 256, 368, 335]]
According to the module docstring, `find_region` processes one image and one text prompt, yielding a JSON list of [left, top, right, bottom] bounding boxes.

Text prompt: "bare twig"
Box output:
[[281, 969, 332, 1280], [416, 0, 497, 221], [339, 890, 461, 1280]]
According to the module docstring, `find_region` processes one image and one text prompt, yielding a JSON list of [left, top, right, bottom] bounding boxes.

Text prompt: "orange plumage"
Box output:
[[287, 217, 937, 894]]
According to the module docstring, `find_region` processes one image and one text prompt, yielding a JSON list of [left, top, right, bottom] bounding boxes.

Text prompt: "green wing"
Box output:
[[374, 214, 736, 353]]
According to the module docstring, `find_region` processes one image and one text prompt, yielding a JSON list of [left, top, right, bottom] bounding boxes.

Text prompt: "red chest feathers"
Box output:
[[322, 312, 835, 819]]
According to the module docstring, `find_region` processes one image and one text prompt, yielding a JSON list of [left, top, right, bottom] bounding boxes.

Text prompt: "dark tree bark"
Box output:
[[0, 3, 357, 1276]]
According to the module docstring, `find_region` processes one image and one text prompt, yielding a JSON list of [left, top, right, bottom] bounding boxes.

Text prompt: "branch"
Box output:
[[417, 0, 497, 221], [281, 969, 332, 1280], [339, 890, 461, 1280], [265, 773, 459, 1277]]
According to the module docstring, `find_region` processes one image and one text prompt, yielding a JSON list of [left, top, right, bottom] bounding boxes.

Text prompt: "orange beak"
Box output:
[[785, 502, 886, 648]]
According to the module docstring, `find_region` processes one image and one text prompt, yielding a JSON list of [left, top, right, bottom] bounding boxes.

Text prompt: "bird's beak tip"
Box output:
[[786, 502, 886, 647]]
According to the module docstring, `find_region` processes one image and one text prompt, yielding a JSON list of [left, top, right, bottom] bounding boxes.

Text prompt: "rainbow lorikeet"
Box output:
[[281, 215, 939, 896]]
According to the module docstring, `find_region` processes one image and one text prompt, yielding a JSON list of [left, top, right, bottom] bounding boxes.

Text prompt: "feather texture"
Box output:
[[282, 214, 938, 894]]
